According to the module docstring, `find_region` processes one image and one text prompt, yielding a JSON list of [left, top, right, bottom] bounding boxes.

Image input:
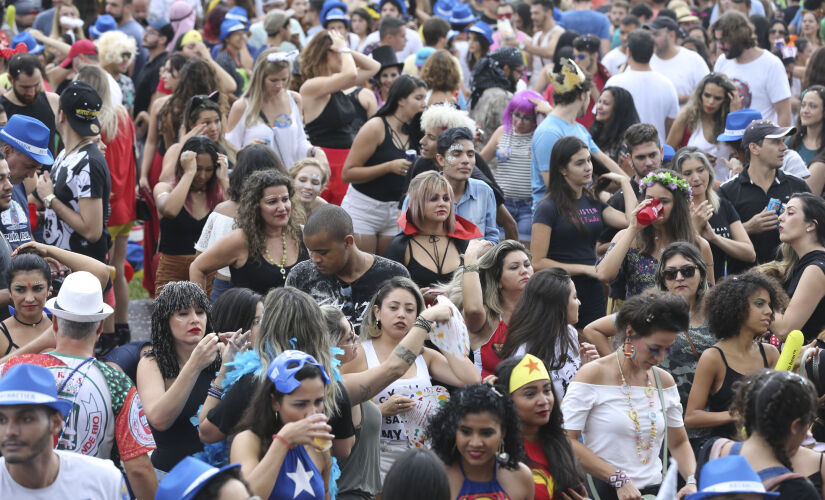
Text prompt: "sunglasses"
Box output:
[[497, 13, 512, 19], [662, 264, 697, 281], [769, 29, 788, 35]]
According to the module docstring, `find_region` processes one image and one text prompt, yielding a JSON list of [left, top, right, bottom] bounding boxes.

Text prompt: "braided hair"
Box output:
[[731, 369, 817, 469], [149, 281, 219, 379]]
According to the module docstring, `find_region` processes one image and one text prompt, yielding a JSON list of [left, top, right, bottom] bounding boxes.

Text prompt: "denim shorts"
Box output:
[[500, 198, 533, 241]]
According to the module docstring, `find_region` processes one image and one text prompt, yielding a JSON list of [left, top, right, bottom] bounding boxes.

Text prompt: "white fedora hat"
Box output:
[[45, 271, 113, 322]]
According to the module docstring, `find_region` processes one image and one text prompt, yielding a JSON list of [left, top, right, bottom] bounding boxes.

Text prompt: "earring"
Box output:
[[367, 321, 382, 338], [495, 440, 510, 464], [622, 338, 636, 359]]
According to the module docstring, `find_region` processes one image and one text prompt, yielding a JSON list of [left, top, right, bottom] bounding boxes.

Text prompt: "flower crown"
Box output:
[[639, 171, 693, 203]]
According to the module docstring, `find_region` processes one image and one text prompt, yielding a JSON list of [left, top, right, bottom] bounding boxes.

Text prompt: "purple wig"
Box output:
[[502, 89, 545, 134]]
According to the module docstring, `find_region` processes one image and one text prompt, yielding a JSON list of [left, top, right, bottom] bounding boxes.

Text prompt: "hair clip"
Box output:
[[490, 386, 503, 398], [289, 337, 298, 349], [645, 314, 654, 323]]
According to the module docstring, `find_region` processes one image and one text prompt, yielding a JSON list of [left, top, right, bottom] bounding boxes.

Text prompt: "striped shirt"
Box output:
[[494, 132, 533, 200]]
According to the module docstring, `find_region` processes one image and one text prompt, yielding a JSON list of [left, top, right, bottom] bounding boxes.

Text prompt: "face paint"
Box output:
[[448, 143, 465, 154]]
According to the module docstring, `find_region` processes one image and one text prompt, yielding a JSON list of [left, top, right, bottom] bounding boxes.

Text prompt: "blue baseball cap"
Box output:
[[416, 47, 436, 67], [219, 18, 247, 42], [717, 108, 762, 142], [11, 32, 43, 55], [0, 115, 54, 165], [686, 455, 779, 500], [156, 457, 242, 500], [267, 350, 330, 394], [89, 14, 117, 39], [468, 21, 493, 45], [0, 364, 73, 416], [449, 3, 477, 26]]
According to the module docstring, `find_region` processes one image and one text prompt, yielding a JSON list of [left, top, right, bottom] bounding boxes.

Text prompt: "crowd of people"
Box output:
[[0, 0, 824, 498]]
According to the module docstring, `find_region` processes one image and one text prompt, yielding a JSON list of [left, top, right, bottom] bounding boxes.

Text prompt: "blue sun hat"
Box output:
[[225, 6, 250, 26], [321, 0, 350, 27], [449, 3, 477, 28], [469, 21, 493, 45], [433, 0, 454, 20], [267, 350, 330, 394], [686, 455, 779, 500], [89, 14, 117, 39], [0, 114, 54, 165], [156, 457, 242, 500], [0, 364, 73, 416], [219, 18, 247, 42], [717, 108, 763, 142], [662, 144, 676, 162], [11, 32, 43, 54]]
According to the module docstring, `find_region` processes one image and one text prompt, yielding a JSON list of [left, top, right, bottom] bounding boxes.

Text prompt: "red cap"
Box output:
[[59, 40, 97, 68]]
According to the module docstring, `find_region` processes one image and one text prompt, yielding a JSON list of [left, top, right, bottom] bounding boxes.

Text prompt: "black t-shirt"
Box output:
[[707, 197, 741, 280], [133, 51, 167, 116], [787, 250, 825, 342], [208, 373, 356, 439], [285, 255, 410, 332], [533, 195, 607, 265]]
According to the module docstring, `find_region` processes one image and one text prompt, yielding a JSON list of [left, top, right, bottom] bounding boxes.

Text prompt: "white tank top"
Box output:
[[687, 120, 732, 182], [362, 338, 432, 443]]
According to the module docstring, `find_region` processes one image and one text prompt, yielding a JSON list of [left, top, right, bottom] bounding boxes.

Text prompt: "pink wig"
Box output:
[[502, 89, 544, 134], [168, 1, 197, 51]]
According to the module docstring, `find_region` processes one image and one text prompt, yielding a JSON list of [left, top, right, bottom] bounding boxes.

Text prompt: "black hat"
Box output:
[[645, 16, 679, 31], [741, 119, 796, 148], [59, 81, 102, 137], [372, 45, 403, 71]]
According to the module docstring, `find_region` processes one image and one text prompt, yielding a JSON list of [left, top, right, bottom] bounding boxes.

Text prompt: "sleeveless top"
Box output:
[[0, 93, 56, 154], [477, 320, 508, 378], [230, 245, 309, 296], [158, 207, 209, 255], [337, 401, 383, 497], [707, 343, 768, 439], [457, 461, 512, 499], [493, 132, 533, 200], [362, 338, 431, 443], [524, 440, 554, 500], [352, 117, 406, 202], [345, 87, 369, 133], [269, 445, 325, 500], [304, 91, 355, 149], [0, 321, 17, 355], [405, 237, 469, 290], [150, 367, 212, 471], [687, 120, 731, 183]]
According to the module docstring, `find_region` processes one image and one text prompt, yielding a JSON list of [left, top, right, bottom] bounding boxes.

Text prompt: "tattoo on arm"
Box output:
[[393, 344, 416, 366]]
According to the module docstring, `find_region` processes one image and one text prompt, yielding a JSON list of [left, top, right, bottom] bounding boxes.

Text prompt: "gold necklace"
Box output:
[[263, 231, 288, 280]]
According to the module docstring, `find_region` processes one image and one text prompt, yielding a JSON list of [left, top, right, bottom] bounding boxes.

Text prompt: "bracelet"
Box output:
[[463, 264, 480, 273], [337, 47, 352, 54], [685, 474, 696, 485], [273, 433, 293, 450], [414, 315, 433, 334], [43, 194, 56, 209], [207, 383, 224, 399], [608, 470, 628, 489]]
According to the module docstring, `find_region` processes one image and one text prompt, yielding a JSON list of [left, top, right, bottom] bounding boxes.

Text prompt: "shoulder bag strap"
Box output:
[[653, 368, 668, 479]]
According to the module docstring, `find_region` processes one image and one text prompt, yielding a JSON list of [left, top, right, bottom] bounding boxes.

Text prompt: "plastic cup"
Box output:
[[311, 413, 332, 451]]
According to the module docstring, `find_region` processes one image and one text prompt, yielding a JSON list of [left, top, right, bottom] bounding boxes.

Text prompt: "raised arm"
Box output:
[[13, 241, 111, 290], [153, 150, 196, 218], [189, 230, 246, 290], [460, 239, 495, 334], [582, 314, 617, 356], [300, 32, 358, 99]]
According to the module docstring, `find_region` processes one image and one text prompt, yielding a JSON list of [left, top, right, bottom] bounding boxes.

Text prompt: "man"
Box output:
[[528, 0, 564, 86], [361, 0, 423, 61], [132, 0, 149, 26], [37, 81, 111, 264], [476, 0, 499, 25], [47, 39, 122, 105], [262, 8, 296, 53], [33, 0, 72, 33], [709, 0, 764, 24], [648, 16, 709, 106], [719, 120, 810, 273], [305, 0, 325, 39], [0, 364, 127, 498], [608, 0, 629, 35], [2, 271, 157, 499], [571, 34, 610, 129], [404, 17, 451, 77], [559, 0, 612, 55], [713, 11, 791, 125], [376, 17, 408, 58], [629, 3, 653, 25], [0, 115, 54, 249], [0, 54, 59, 157], [603, 29, 679, 143], [105, 0, 144, 50], [286, 205, 410, 331], [530, 59, 623, 211], [133, 18, 173, 117], [601, 14, 639, 75], [216, 18, 253, 96], [470, 46, 524, 115]]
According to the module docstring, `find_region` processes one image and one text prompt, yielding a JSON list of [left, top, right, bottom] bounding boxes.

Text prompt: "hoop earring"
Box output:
[[622, 338, 636, 359], [367, 320, 382, 338], [495, 440, 510, 464]]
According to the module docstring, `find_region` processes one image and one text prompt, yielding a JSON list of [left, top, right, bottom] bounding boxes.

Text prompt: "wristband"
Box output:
[[273, 433, 293, 450], [43, 194, 56, 209], [337, 47, 352, 54], [207, 383, 224, 399], [414, 316, 433, 334], [463, 264, 480, 273], [685, 475, 696, 485], [608, 470, 627, 489]]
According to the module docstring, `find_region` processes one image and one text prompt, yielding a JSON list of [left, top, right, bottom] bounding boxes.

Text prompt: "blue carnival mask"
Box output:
[[267, 350, 330, 393]]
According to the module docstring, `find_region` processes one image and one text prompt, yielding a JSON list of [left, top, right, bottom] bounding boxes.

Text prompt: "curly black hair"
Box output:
[[427, 384, 524, 470], [705, 271, 788, 340], [494, 357, 584, 493]]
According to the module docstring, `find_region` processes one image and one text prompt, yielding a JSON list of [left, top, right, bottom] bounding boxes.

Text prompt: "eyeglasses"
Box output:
[[120, 52, 133, 59], [512, 112, 535, 122], [662, 264, 697, 280], [574, 53, 587, 60], [497, 13, 512, 19]]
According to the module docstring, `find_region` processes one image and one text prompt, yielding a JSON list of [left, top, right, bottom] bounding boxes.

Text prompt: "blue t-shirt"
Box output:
[[530, 115, 601, 211], [559, 10, 611, 39], [0, 183, 31, 249], [533, 195, 607, 265]]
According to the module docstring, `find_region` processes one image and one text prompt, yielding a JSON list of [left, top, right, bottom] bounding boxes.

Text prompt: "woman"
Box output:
[[801, 10, 824, 52], [463, 22, 492, 90], [300, 29, 381, 205], [589, 87, 640, 162], [190, 170, 307, 297], [288, 158, 329, 225], [499, 268, 598, 397], [194, 144, 283, 303], [763, 192, 825, 342], [371, 45, 404, 107], [230, 350, 334, 498], [684, 271, 784, 441], [494, 355, 586, 500], [344, 277, 480, 479], [427, 383, 535, 499], [420, 49, 462, 106], [136, 281, 246, 472], [75, 65, 137, 343], [226, 47, 327, 170], [532, 136, 635, 326], [596, 169, 714, 298], [768, 19, 790, 48], [790, 86, 825, 192], [673, 147, 755, 279], [153, 136, 227, 295], [49, 3, 85, 45], [350, 8, 374, 52], [382, 448, 451, 500], [701, 369, 820, 499], [480, 89, 550, 243], [341, 75, 427, 254], [96, 30, 136, 111], [666, 73, 740, 181], [562, 291, 698, 499], [210, 287, 262, 340]]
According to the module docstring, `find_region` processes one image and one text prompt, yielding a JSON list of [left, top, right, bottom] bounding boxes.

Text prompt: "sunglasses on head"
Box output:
[[662, 264, 697, 281]]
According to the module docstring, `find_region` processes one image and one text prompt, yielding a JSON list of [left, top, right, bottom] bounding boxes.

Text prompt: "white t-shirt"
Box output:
[[601, 47, 627, 76], [361, 27, 423, 62], [713, 50, 791, 124], [515, 324, 581, 398], [603, 68, 679, 143], [0, 450, 127, 499], [651, 47, 710, 108]]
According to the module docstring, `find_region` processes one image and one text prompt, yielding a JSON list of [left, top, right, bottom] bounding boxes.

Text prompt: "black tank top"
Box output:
[[0, 322, 17, 355], [346, 87, 369, 133], [0, 93, 57, 155], [304, 91, 355, 149], [158, 207, 209, 255], [707, 343, 768, 438], [406, 237, 469, 289], [352, 117, 407, 202], [230, 245, 309, 295]]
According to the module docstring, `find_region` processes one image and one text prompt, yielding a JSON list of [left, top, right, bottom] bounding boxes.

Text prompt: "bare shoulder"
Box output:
[[574, 354, 613, 384], [654, 366, 676, 388]]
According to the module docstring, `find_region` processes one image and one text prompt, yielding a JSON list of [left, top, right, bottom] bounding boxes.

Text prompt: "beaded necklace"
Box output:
[[615, 351, 657, 465], [263, 231, 288, 280]]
